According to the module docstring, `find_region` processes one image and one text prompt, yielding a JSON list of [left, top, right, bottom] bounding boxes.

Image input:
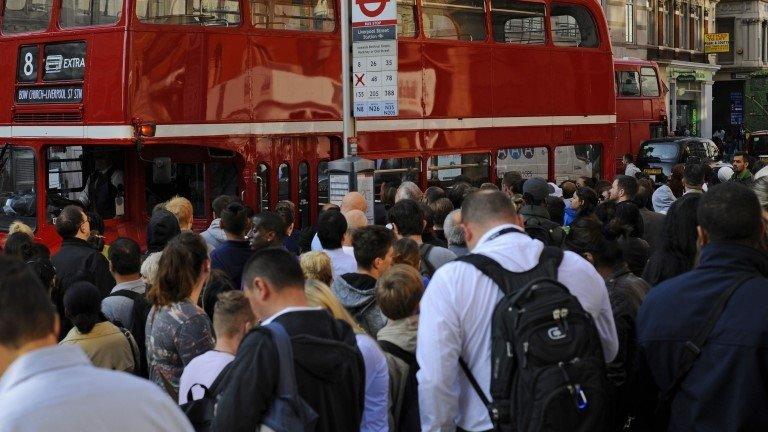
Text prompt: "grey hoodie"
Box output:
[[200, 219, 227, 251], [331, 273, 387, 337]]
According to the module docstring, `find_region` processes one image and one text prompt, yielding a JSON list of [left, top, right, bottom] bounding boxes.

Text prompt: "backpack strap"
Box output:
[[419, 243, 436, 276], [264, 322, 301, 400], [455, 246, 563, 296], [108, 289, 145, 302], [378, 340, 416, 366], [657, 274, 755, 414], [455, 254, 511, 295], [117, 326, 141, 376]]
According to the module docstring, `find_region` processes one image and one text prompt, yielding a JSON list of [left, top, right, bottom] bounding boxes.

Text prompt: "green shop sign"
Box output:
[[669, 69, 711, 82]]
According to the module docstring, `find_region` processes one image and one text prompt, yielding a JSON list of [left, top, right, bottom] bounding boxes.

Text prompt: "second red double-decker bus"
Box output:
[[613, 57, 668, 173], [0, 0, 616, 248]]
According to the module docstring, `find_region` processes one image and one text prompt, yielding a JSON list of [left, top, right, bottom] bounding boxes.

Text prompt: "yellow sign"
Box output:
[[704, 33, 730, 53]]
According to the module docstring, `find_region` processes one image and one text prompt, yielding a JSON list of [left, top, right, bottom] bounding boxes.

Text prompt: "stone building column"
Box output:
[[701, 80, 714, 139]]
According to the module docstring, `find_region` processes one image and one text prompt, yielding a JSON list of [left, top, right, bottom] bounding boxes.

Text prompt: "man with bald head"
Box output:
[[341, 191, 368, 214], [417, 190, 618, 431]]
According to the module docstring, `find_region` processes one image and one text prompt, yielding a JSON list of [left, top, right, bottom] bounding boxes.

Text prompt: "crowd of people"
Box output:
[[1, 152, 768, 432]]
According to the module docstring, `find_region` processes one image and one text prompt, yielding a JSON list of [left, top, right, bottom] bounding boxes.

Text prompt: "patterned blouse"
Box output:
[[146, 299, 215, 398]]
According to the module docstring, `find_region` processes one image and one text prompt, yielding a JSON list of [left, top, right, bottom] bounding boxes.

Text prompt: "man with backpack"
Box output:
[[417, 190, 618, 431], [518, 178, 566, 247], [388, 199, 456, 278], [213, 248, 365, 432], [102, 237, 151, 377]]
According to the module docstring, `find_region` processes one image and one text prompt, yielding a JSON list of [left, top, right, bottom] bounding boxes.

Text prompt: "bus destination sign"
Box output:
[[16, 86, 83, 104]]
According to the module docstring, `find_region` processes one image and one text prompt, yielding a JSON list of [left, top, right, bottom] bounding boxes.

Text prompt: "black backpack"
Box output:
[[524, 215, 566, 247], [108, 289, 152, 378], [457, 235, 608, 432], [419, 243, 437, 278], [379, 340, 420, 432]]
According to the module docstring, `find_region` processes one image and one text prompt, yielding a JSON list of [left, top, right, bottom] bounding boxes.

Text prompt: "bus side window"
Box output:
[[491, 0, 546, 44], [251, 0, 335, 31], [278, 162, 291, 203], [640, 67, 661, 97], [496, 147, 549, 180], [427, 153, 489, 187], [317, 160, 329, 211], [617, 71, 640, 97], [550, 4, 599, 48], [398, 0, 417, 37], [422, 0, 486, 41], [554, 144, 601, 183], [257, 163, 270, 211], [298, 161, 310, 229]]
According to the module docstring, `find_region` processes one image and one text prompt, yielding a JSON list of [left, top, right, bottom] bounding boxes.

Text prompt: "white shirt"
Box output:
[[625, 163, 641, 177], [178, 350, 235, 404], [416, 224, 618, 431], [0, 345, 192, 432], [356, 334, 390, 432], [261, 306, 323, 326], [324, 248, 358, 280]]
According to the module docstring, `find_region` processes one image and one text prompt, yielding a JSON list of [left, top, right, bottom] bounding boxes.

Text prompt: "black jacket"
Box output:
[[635, 243, 768, 430], [52, 237, 115, 297], [604, 265, 648, 430], [213, 309, 365, 432]]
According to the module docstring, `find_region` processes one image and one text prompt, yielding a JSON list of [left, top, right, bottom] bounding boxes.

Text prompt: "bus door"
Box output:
[[141, 145, 242, 231]]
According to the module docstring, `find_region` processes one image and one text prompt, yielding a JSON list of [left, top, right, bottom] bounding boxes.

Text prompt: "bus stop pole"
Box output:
[[341, 0, 355, 157]]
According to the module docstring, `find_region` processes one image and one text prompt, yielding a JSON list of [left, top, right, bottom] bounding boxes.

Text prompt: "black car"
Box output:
[[637, 137, 720, 180], [746, 131, 768, 162]]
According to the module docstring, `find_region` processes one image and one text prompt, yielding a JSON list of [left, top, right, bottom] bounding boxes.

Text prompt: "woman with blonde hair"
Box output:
[[305, 279, 389, 432], [300, 251, 333, 286]]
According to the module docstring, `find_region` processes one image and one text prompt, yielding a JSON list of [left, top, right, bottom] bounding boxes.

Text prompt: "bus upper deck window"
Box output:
[[251, 0, 335, 32], [136, 0, 240, 25], [422, 0, 486, 41], [2, 0, 52, 34], [640, 67, 661, 97], [550, 4, 599, 48], [491, 0, 546, 44], [397, 0, 416, 37], [60, 0, 121, 27]]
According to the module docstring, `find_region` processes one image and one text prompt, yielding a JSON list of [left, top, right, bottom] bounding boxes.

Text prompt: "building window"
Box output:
[[625, 0, 635, 43], [680, 2, 688, 49], [692, 6, 701, 51], [647, 5, 656, 45], [716, 17, 735, 63], [763, 21, 768, 64], [492, 0, 546, 44], [664, 0, 674, 47]]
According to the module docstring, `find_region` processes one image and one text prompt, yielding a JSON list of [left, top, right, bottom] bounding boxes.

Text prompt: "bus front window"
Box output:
[[0, 146, 37, 230], [2, 0, 53, 34]]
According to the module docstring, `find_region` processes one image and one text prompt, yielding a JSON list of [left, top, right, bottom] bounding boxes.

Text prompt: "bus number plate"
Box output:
[[16, 86, 83, 104]]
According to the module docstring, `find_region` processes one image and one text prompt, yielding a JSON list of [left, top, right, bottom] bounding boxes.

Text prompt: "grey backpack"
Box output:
[[259, 322, 319, 432]]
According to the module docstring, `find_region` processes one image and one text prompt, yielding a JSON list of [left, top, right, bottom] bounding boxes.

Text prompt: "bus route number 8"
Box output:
[[23, 52, 35, 77]]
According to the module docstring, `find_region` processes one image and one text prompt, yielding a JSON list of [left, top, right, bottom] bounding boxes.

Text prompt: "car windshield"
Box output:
[[640, 142, 679, 162], [0, 146, 37, 231]]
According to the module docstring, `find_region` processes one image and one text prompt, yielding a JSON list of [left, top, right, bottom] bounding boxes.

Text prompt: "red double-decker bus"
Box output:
[[613, 57, 667, 173], [0, 0, 616, 247]]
